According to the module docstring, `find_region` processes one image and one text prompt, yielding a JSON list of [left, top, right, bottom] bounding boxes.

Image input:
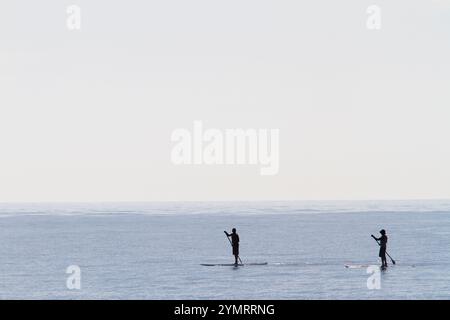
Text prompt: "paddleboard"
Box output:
[[345, 264, 377, 269], [201, 262, 268, 267], [345, 264, 392, 269]]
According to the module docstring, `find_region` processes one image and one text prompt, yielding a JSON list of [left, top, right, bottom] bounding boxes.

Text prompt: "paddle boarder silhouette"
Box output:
[[224, 228, 240, 265], [372, 229, 388, 268]]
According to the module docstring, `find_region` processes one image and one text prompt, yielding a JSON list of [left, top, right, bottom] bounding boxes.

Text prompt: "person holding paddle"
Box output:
[[224, 228, 240, 265], [372, 229, 388, 268]]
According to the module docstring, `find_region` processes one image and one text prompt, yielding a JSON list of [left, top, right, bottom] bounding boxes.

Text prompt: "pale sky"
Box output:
[[1, 0, 450, 201]]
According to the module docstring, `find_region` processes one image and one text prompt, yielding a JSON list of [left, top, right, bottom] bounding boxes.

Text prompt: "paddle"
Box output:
[[371, 235, 396, 265], [224, 231, 243, 264]]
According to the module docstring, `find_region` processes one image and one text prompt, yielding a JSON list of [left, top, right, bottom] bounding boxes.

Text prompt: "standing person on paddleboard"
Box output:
[[372, 229, 388, 268], [224, 228, 240, 265]]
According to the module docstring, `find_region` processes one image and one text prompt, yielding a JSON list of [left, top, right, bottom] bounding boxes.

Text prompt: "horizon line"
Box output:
[[1, 198, 450, 204]]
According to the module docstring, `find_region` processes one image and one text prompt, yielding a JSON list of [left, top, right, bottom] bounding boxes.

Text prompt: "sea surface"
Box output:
[[0, 201, 449, 299]]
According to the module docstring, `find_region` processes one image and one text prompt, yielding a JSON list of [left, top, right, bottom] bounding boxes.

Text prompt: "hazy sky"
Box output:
[[1, 0, 450, 201]]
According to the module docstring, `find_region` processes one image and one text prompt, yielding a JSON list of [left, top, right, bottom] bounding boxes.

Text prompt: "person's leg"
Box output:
[[233, 245, 239, 264]]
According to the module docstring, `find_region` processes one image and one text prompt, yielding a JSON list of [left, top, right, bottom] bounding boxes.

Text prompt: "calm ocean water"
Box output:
[[0, 201, 449, 299]]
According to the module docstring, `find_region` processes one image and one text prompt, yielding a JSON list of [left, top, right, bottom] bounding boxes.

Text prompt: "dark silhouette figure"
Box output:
[[224, 228, 240, 265], [372, 229, 388, 268]]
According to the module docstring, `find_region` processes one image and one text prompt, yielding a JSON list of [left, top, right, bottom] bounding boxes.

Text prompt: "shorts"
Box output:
[[379, 246, 386, 258]]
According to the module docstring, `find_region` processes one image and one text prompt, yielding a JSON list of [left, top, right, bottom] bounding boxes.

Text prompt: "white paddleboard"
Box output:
[[201, 262, 268, 267], [345, 264, 389, 269]]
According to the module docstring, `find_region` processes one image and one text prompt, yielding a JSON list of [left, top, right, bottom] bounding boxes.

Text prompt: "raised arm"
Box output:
[[224, 231, 230, 237]]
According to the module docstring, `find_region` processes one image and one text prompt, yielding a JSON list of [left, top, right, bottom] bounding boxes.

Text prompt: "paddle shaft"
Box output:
[[225, 232, 243, 264], [371, 235, 396, 265]]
